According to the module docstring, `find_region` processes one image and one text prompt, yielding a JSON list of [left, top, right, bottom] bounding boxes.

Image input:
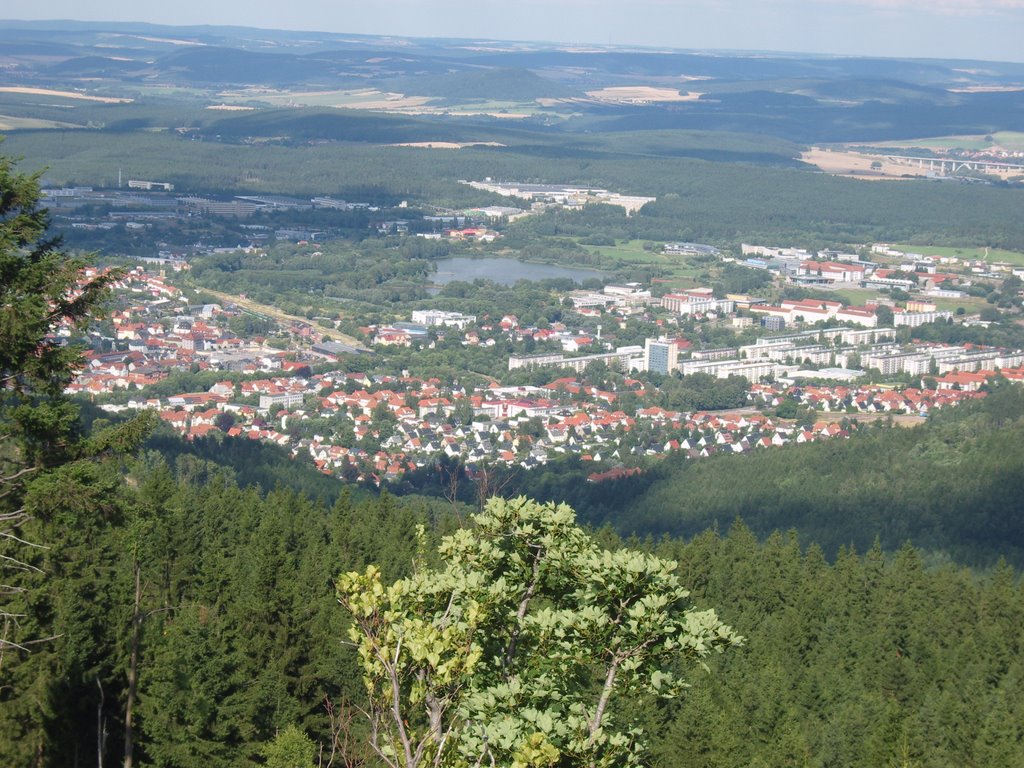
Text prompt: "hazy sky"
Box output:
[[12, 0, 1024, 62]]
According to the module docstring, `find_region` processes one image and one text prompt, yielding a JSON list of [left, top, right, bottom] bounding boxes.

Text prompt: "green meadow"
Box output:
[[887, 131, 1024, 152], [582, 239, 706, 283], [892, 243, 1024, 267]]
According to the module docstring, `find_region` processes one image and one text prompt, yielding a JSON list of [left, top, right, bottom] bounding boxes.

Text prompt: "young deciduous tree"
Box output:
[[338, 496, 741, 768]]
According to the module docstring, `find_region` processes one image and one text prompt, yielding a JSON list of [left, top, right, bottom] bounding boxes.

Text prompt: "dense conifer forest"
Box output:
[[3, 454, 1023, 766]]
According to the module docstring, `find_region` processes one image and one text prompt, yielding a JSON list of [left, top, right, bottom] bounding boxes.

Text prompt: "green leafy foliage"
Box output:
[[338, 497, 741, 768]]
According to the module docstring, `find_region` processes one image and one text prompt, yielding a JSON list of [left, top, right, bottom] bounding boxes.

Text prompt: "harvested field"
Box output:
[[334, 95, 434, 110], [218, 88, 434, 110], [861, 132, 1024, 153], [801, 148, 927, 180], [585, 86, 703, 103], [948, 85, 1024, 93], [0, 115, 81, 130], [804, 146, 1024, 181], [0, 87, 132, 103], [389, 141, 506, 149]]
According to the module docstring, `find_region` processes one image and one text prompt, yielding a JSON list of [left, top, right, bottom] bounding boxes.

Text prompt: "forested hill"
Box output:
[[505, 383, 1024, 568], [3, 452, 1022, 766]]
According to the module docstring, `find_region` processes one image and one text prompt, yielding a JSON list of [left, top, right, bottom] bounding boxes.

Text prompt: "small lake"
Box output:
[[430, 257, 608, 289]]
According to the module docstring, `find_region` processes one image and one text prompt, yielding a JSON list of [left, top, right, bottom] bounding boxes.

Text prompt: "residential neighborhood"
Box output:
[[69, 266, 1024, 488]]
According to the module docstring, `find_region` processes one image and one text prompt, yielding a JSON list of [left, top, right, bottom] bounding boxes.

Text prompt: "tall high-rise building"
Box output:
[[644, 338, 684, 374]]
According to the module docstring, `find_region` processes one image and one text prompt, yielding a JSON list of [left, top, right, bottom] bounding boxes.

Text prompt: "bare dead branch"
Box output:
[[0, 553, 45, 573], [18, 633, 64, 646], [320, 695, 368, 768], [0, 530, 49, 549], [0, 509, 32, 525], [0, 466, 38, 486]]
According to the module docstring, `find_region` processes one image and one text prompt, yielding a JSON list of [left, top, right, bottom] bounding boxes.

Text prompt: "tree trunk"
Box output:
[[123, 559, 141, 768], [589, 659, 620, 742], [96, 675, 106, 768]]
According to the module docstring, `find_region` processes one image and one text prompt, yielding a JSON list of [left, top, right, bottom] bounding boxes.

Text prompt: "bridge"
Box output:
[[883, 154, 1024, 176]]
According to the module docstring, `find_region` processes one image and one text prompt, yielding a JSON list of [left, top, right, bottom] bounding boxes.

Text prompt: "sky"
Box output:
[[10, 0, 1024, 63]]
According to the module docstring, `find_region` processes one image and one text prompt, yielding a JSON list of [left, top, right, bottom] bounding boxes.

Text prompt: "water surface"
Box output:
[[431, 257, 607, 288]]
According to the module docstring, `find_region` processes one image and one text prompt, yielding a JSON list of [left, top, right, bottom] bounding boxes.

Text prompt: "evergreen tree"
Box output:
[[0, 150, 153, 765]]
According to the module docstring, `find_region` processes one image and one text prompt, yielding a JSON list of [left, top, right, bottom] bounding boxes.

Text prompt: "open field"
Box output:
[[0, 115, 81, 130], [929, 295, 990, 313], [125, 85, 214, 98], [715, 406, 925, 429], [848, 412, 926, 428], [823, 287, 984, 314], [214, 88, 542, 117], [389, 141, 506, 149], [582, 239, 704, 282], [219, 88, 435, 110], [828, 285, 989, 314], [801, 148, 929, 180], [0, 86, 133, 103], [436, 100, 545, 117], [802, 137, 1024, 180], [586, 240, 662, 265], [112, 33, 205, 46], [829, 288, 880, 306], [804, 146, 1024, 181], [890, 243, 1024, 267], [584, 86, 703, 103], [867, 131, 1024, 152]]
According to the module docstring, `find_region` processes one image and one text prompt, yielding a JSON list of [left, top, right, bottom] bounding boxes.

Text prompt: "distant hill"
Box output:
[[45, 55, 153, 78], [158, 46, 347, 87], [799, 77, 956, 104], [2, 20, 1024, 143], [583, 88, 1024, 143]]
